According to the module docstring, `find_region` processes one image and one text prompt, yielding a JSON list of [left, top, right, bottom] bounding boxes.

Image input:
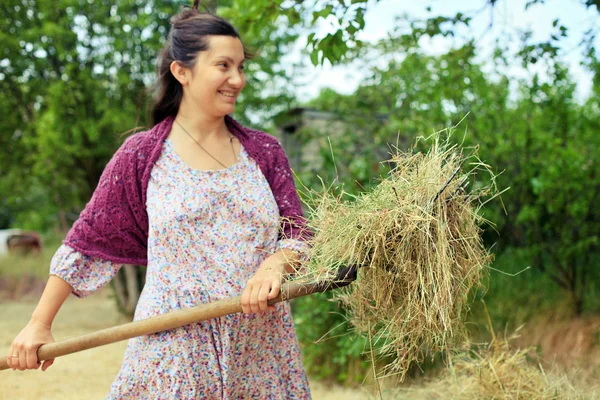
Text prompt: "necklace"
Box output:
[[175, 119, 237, 169]]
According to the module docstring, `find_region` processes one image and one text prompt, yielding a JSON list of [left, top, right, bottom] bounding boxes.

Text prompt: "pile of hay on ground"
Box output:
[[298, 132, 497, 377], [397, 339, 598, 399]]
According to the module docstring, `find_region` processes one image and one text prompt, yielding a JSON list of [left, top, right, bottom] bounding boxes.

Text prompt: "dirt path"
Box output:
[[0, 290, 371, 399]]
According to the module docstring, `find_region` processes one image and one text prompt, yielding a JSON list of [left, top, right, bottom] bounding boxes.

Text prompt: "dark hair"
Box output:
[[149, 9, 252, 125]]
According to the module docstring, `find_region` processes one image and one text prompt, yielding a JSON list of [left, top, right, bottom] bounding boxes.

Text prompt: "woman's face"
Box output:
[[182, 35, 246, 118]]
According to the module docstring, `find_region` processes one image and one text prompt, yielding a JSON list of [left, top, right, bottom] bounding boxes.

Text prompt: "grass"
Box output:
[[467, 247, 600, 335], [0, 234, 63, 279], [393, 338, 599, 399]]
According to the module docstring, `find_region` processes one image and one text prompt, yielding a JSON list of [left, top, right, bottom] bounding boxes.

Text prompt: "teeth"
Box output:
[[219, 91, 235, 98]]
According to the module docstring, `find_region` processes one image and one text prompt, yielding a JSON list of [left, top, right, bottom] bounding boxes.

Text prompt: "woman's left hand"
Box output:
[[241, 258, 286, 314]]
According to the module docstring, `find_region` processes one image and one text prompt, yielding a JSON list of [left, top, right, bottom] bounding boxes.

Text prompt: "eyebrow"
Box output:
[[215, 56, 245, 63]]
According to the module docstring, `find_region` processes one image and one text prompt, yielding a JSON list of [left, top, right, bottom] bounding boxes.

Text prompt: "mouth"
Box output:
[[218, 90, 237, 99]]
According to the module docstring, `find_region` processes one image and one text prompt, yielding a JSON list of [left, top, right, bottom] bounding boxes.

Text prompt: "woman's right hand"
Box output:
[[7, 319, 55, 371]]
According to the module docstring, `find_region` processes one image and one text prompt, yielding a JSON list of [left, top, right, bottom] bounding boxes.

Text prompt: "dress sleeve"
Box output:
[[276, 239, 311, 261], [49, 244, 123, 298]]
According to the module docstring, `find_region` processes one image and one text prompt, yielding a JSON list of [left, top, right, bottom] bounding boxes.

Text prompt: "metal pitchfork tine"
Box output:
[[0, 265, 360, 371]]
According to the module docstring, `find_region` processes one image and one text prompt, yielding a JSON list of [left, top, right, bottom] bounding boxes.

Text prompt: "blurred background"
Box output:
[[1, 0, 599, 398]]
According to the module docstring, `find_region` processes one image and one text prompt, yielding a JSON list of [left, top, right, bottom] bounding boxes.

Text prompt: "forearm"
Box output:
[[30, 275, 73, 328]]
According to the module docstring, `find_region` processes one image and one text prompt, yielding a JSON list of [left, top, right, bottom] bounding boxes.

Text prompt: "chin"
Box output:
[[218, 105, 236, 116]]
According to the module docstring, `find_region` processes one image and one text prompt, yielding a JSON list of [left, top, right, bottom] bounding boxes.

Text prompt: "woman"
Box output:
[[7, 3, 312, 399]]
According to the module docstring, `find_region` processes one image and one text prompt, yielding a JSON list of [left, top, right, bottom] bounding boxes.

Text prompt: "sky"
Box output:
[[293, 0, 600, 102]]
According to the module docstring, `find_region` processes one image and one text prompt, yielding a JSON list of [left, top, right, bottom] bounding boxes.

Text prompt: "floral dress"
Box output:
[[50, 139, 311, 399]]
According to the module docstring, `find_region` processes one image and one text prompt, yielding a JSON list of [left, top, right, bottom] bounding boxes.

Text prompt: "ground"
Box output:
[[0, 289, 373, 399]]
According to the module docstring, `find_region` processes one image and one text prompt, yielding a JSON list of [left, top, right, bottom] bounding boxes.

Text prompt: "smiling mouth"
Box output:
[[219, 91, 236, 98]]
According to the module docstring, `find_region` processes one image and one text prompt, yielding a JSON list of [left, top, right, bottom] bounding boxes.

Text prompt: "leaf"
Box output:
[[313, 4, 334, 23], [310, 48, 319, 66], [346, 24, 358, 36]]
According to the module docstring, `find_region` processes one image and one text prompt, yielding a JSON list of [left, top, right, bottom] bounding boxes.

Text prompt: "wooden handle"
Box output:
[[0, 280, 334, 371]]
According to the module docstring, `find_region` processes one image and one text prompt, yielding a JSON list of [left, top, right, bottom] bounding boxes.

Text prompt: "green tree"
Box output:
[[299, 22, 600, 315]]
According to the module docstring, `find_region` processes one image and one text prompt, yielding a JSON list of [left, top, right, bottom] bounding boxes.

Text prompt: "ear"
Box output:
[[170, 61, 189, 86]]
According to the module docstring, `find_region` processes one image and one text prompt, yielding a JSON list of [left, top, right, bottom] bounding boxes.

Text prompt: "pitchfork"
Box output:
[[0, 265, 358, 371]]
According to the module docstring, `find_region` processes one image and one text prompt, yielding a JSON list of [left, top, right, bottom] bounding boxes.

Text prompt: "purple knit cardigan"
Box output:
[[64, 115, 309, 266]]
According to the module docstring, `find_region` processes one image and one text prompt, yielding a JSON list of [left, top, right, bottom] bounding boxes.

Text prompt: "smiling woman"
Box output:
[[6, 2, 313, 399]]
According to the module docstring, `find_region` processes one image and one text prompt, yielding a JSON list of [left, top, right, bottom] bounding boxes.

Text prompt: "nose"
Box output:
[[228, 69, 245, 88]]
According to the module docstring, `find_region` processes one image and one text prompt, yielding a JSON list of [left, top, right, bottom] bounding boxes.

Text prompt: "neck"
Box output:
[[175, 102, 228, 141]]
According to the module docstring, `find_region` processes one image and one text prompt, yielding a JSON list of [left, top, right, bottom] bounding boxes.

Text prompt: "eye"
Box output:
[[239, 64, 245, 71], [218, 62, 228, 68]]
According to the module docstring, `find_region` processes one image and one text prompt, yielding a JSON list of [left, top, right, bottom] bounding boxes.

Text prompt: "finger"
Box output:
[[41, 358, 54, 372], [7, 345, 14, 369], [268, 277, 281, 300], [241, 284, 252, 314], [26, 346, 39, 369], [18, 349, 27, 371], [258, 284, 271, 312], [9, 344, 19, 370], [249, 284, 261, 314]]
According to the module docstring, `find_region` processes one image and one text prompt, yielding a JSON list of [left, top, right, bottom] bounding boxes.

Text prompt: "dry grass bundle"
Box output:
[[397, 338, 598, 399], [298, 132, 498, 377]]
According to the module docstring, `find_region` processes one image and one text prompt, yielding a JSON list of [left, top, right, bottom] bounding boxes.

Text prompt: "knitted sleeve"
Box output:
[[63, 133, 150, 265], [260, 134, 312, 243]]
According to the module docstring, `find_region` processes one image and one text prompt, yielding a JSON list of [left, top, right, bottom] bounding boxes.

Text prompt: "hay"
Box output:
[[298, 131, 497, 378], [397, 338, 598, 399]]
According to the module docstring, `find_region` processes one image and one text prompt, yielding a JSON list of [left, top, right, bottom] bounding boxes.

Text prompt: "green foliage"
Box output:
[[1, 0, 173, 230], [303, 0, 376, 66], [292, 293, 371, 383]]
